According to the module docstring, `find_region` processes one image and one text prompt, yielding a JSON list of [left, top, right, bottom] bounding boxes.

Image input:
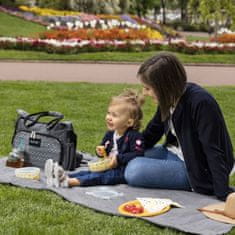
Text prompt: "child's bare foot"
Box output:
[[68, 178, 80, 187]]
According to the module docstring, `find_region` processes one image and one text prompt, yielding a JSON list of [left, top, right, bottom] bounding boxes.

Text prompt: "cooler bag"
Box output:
[[11, 109, 78, 170]]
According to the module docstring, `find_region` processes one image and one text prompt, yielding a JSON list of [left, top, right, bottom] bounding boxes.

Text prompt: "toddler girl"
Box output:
[[45, 89, 144, 187]]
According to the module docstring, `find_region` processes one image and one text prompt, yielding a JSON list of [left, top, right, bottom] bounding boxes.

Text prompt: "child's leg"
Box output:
[[69, 170, 91, 178], [49, 164, 126, 187], [76, 168, 126, 186], [66, 170, 91, 187]]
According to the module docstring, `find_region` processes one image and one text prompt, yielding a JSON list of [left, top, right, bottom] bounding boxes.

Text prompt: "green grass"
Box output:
[[185, 35, 210, 42], [0, 12, 46, 37], [0, 81, 234, 234], [0, 49, 235, 64]]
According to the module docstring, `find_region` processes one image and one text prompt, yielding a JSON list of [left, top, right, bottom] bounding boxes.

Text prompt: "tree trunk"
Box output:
[[214, 19, 219, 39], [161, 0, 166, 24], [136, 3, 142, 18], [154, 6, 158, 21], [180, 0, 188, 23]]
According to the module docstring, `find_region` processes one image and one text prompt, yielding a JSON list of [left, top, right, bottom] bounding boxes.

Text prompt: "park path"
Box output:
[[0, 61, 234, 86]]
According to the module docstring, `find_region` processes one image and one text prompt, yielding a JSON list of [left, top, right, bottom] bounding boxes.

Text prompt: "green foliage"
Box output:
[[168, 20, 209, 32], [37, 0, 70, 10], [119, 0, 132, 13], [189, 0, 235, 32], [15, 0, 31, 6], [69, 0, 121, 14], [0, 0, 16, 7]]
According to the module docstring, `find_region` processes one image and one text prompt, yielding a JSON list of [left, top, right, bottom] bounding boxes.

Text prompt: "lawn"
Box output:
[[0, 81, 234, 234], [185, 35, 210, 42], [0, 11, 46, 37], [0, 49, 235, 64]]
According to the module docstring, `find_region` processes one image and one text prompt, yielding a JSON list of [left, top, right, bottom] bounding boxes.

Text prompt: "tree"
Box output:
[[178, 0, 189, 22], [134, 0, 160, 18], [36, 0, 70, 9], [190, 0, 235, 36], [69, 0, 121, 14], [119, 0, 131, 13]]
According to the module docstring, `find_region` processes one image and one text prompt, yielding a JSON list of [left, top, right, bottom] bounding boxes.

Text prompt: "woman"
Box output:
[[124, 52, 234, 201]]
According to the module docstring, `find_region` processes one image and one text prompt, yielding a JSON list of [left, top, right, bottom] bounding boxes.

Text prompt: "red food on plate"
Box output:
[[123, 203, 144, 214]]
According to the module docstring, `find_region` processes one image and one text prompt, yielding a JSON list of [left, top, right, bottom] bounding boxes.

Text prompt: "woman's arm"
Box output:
[[142, 107, 165, 149], [193, 97, 233, 200]]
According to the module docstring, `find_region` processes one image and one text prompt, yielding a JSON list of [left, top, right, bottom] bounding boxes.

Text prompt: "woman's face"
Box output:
[[142, 83, 158, 104]]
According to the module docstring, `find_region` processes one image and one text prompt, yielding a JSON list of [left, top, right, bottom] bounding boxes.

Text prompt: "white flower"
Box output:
[[55, 21, 61, 27], [130, 40, 145, 45], [75, 20, 81, 27], [66, 22, 74, 30], [101, 24, 108, 30]]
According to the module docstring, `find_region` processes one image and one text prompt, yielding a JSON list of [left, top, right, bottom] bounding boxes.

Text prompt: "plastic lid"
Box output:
[[85, 186, 123, 199]]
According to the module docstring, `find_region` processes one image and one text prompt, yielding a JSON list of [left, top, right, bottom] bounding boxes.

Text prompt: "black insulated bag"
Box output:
[[11, 110, 78, 170]]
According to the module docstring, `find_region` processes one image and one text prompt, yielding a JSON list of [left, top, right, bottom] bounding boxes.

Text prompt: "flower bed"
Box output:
[[0, 37, 234, 54], [0, 5, 234, 54], [0, 5, 169, 38], [212, 33, 235, 43], [40, 28, 163, 40]]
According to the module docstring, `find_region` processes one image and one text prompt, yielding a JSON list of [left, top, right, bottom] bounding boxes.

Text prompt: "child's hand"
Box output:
[[108, 155, 118, 169], [96, 146, 106, 158]]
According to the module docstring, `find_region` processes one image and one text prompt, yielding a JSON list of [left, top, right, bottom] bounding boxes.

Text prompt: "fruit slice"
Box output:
[[118, 200, 170, 217]]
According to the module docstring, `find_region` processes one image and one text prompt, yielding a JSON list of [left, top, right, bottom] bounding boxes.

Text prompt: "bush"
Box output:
[[168, 20, 209, 32], [0, 0, 16, 7], [37, 0, 70, 10], [0, 0, 31, 7]]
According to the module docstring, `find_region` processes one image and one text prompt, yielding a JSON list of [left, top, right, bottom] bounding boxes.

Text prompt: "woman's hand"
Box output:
[[108, 155, 118, 169]]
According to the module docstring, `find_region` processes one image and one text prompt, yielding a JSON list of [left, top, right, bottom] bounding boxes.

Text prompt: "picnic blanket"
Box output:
[[0, 156, 234, 235]]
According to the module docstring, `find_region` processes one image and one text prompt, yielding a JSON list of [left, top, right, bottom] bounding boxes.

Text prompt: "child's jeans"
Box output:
[[69, 167, 126, 186], [124, 145, 192, 191]]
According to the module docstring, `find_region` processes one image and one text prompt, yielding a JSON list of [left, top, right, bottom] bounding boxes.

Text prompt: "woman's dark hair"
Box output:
[[137, 52, 187, 121]]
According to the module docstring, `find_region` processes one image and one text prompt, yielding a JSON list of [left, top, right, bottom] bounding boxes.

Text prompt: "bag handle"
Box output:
[[23, 111, 64, 129]]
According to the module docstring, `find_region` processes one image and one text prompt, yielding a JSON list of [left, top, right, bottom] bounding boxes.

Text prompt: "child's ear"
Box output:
[[127, 118, 134, 127]]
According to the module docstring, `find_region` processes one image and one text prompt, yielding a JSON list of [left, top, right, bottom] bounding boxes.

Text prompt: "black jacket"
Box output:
[[101, 129, 144, 166], [143, 83, 234, 200]]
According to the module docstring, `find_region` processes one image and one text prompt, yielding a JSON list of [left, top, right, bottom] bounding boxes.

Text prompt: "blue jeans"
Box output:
[[124, 145, 191, 191], [69, 168, 126, 186]]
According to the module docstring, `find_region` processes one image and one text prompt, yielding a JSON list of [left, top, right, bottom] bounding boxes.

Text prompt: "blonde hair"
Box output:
[[109, 89, 144, 130]]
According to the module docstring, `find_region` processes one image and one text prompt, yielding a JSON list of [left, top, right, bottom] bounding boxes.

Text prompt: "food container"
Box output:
[[6, 159, 24, 168], [96, 145, 107, 158], [88, 158, 111, 172], [15, 167, 40, 180]]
